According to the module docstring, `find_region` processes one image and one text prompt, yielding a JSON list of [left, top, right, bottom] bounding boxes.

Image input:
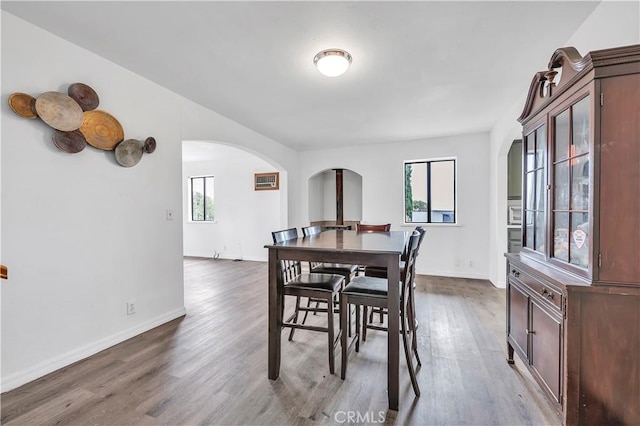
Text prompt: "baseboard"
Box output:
[[183, 255, 266, 262], [0, 307, 186, 393], [416, 269, 489, 281]]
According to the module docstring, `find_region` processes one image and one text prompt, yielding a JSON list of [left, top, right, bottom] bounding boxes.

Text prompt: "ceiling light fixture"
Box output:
[[313, 49, 352, 77]]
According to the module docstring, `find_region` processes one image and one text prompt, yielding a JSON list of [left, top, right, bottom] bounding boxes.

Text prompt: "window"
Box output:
[[404, 158, 456, 224], [190, 176, 214, 221]]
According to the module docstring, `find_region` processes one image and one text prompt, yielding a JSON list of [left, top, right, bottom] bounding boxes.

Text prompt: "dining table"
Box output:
[[265, 229, 409, 411]]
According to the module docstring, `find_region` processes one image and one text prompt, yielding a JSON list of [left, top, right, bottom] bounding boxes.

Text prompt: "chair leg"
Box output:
[[327, 294, 335, 375], [362, 305, 368, 342], [407, 288, 416, 331], [301, 297, 312, 325], [412, 327, 421, 366], [355, 304, 361, 353], [401, 308, 420, 397], [409, 290, 421, 365], [340, 294, 348, 379], [288, 296, 301, 341], [344, 275, 353, 338], [347, 299, 352, 338]]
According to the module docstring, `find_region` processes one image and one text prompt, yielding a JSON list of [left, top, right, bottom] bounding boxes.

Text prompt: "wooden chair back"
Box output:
[[271, 228, 301, 284], [302, 225, 325, 270], [272, 227, 298, 244], [356, 223, 391, 232], [302, 225, 322, 237], [402, 230, 421, 305]]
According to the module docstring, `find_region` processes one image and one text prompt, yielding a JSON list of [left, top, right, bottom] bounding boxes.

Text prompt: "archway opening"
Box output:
[[308, 168, 362, 230], [182, 140, 284, 261]]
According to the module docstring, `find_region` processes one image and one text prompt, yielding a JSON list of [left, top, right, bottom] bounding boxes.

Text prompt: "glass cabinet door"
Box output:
[[551, 96, 590, 269], [524, 124, 546, 253]]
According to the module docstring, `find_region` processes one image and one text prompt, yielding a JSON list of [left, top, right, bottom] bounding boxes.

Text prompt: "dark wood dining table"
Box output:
[[265, 229, 409, 410]]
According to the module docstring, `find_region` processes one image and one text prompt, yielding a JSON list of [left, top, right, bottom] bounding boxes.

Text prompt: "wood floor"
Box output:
[[1, 258, 559, 425]]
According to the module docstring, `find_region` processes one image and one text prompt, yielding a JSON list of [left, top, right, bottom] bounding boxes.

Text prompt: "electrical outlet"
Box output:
[[127, 300, 136, 315], [468, 260, 474, 268]]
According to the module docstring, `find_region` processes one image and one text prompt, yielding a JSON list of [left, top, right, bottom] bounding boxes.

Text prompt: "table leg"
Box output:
[[268, 248, 281, 379], [387, 255, 400, 410]]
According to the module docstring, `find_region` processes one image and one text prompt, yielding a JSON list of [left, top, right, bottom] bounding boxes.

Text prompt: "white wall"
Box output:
[[182, 147, 280, 261], [299, 132, 491, 279], [179, 100, 296, 231], [308, 172, 324, 222], [342, 170, 363, 222], [487, 1, 640, 288], [1, 12, 298, 391], [1, 12, 185, 390]]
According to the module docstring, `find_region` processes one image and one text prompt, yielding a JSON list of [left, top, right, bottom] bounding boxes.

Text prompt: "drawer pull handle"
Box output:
[[526, 328, 536, 334], [511, 269, 520, 277], [541, 288, 555, 300]]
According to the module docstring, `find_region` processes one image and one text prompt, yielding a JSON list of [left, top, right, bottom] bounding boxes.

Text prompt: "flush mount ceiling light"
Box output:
[[313, 49, 352, 77]]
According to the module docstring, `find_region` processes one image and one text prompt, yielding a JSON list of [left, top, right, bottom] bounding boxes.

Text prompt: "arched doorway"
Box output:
[[182, 140, 284, 261], [308, 168, 362, 229]]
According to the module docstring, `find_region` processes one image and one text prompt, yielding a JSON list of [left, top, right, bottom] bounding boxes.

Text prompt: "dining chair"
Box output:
[[362, 226, 426, 341], [302, 225, 359, 335], [354, 223, 391, 278], [302, 225, 359, 283], [355, 223, 391, 232], [271, 228, 345, 374], [339, 230, 422, 396]]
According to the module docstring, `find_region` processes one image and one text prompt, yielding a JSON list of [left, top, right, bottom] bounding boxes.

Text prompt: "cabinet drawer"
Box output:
[[509, 265, 563, 311]]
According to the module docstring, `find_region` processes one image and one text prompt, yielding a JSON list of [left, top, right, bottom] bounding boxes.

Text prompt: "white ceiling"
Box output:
[[3, 1, 601, 152]]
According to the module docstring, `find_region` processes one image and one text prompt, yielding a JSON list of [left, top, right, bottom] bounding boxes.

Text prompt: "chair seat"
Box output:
[[286, 273, 344, 292], [364, 261, 406, 278], [342, 275, 388, 297], [312, 263, 359, 275]]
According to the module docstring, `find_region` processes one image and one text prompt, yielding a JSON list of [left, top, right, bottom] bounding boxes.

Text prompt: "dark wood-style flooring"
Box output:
[[1, 258, 559, 425]]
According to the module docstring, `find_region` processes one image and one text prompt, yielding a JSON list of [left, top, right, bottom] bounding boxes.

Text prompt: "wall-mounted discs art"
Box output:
[[52, 129, 87, 154], [115, 139, 143, 167], [9, 93, 38, 119], [9, 82, 156, 167], [79, 110, 124, 150], [68, 82, 100, 111], [35, 91, 84, 131]]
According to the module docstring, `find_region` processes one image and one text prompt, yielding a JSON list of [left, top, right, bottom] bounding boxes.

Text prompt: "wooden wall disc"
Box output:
[[115, 139, 143, 167], [35, 91, 84, 131], [68, 83, 99, 111], [8, 93, 38, 119], [52, 129, 87, 154], [79, 110, 124, 150], [144, 136, 156, 154]]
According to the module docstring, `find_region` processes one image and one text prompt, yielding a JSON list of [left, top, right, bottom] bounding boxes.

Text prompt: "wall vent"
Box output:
[[254, 172, 279, 191]]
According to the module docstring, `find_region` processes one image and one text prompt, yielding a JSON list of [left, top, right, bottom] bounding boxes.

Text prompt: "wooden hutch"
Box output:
[[505, 44, 640, 425]]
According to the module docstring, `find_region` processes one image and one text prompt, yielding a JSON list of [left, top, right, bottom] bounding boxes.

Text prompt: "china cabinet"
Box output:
[[506, 44, 640, 425]]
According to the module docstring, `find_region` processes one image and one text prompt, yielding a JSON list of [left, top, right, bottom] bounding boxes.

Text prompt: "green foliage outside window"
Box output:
[[192, 192, 214, 221], [412, 200, 427, 211], [404, 164, 413, 222], [191, 176, 215, 221]]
